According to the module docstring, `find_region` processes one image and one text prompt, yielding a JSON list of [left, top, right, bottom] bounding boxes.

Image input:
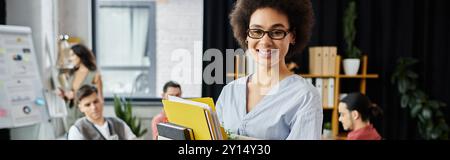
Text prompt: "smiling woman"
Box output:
[[215, 0, 322, 140]]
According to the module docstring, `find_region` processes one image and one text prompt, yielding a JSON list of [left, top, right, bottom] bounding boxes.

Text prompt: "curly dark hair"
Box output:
[[230, 0, 314, 57], [71, 44, 97, 71]]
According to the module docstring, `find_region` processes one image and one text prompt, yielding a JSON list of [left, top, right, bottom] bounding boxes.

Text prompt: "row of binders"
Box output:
[[306, 78, 335, 109], [309, 46, 338, 75], [160, 96, 228, 140]]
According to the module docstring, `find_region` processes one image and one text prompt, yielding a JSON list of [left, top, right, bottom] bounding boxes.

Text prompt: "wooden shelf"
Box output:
[[228, 52, 379, 138], [303, 55, 379, 137], [322, 134, 348, 140], [339, 74, 379, 78], [226, 73, 246, 77], [300, 74, 337, 78], [335, 134, 348, 140], [227, 73, 379, 79], [301, 74, 379, 79]]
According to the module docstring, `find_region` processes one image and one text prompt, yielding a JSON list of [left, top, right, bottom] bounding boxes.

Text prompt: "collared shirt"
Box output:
[[347, 124, 382, 140], [151, 111, 169, 140], [68, 118, 137, 140], [216, 74, 323, 140]]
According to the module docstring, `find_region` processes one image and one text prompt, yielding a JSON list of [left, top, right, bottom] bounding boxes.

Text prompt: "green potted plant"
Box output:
[[391, 57, 449, 139], [343, 0, 362, 75], [322, 122, 332, 139], [113, 95, 148, 139]]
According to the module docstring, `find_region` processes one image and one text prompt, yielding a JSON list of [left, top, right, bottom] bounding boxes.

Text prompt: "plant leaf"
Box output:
[[411, 103, 422, 117], [112, 95, 148, 138], [422, 108, 432, 119], [428, 100, 440, 109], [401, 95, 409, 108], [406, 71, 418, 79], [113, 95, 124, 119]]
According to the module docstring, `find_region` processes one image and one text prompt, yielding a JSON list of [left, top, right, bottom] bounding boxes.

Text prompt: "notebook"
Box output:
[[157, 122, 194, 140]]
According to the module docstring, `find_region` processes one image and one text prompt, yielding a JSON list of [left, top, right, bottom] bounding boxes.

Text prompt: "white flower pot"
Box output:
[[322, 129, 332, 139], [343, 58, 360, 75]]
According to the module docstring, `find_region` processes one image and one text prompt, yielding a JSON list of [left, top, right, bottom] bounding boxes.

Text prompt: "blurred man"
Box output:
[[151, 81, 182, 140], [68, 85, 136, 140]]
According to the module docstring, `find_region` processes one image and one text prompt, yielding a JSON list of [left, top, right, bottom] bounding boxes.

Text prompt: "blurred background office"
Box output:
[[0, 0, 449, 140], [0, 0, 203, 140]]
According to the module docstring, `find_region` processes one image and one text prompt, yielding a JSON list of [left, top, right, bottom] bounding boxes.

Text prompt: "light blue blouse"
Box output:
[[216, 74, 323, 140]]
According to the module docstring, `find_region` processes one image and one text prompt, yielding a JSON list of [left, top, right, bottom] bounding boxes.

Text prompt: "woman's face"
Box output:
[[247, 8, 295, 67], [68, 49, 81, 67]]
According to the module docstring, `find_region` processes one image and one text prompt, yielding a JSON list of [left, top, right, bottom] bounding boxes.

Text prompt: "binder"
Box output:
[[309, 47, 316, 74], [309, 47, 323, 75], [315, 47, 323, 75], [162, 96, 227, 140], [157, 122, 194, 140], [315, 78, 323, 100], [322, 47, 330, 75], [322, 79, 329, 108], [328, 78, 335, 108], [329, 47, 337, 75]]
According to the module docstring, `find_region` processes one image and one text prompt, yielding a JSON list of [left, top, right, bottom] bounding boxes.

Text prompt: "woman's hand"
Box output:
[[65, 90, 75, 100], [56, 88, 65, 98], [56, 88, 74, 101]]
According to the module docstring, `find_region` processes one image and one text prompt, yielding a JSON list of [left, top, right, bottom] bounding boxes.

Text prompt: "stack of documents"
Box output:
[[162, 96, 227, 140]]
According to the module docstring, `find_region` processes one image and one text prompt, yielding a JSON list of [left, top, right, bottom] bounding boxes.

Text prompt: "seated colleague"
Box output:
[[68, 85, 136, 140], [151, 81, 182, 140], [216, 0, 322, 140], [338, 93, 383, 140]]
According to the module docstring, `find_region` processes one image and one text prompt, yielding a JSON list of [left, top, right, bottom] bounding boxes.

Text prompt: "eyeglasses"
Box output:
[[247, 29, 291, 40]]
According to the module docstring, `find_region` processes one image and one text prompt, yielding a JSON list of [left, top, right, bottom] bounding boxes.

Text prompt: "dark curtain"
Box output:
[[0, 0, 5, 24], [202, 0, 239, 101], [203, 0, 450, 140], [305, 0, 450, 140], [0, 0, 9, 140]]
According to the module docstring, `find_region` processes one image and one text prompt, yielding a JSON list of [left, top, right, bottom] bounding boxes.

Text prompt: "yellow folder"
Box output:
[[190, 98, 228, 140], [162, 97, 228, 140], [163, 100, 213, 140], [188, 98, 217, 111]]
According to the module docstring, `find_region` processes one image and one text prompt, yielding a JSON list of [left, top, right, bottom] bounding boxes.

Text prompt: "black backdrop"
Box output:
[[203, 0, 450, 140], [0, 0, 4, 24]]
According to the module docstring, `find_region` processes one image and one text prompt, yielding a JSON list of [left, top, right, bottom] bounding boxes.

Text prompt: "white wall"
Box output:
[[4, 0, 168, 140], [6, 0, 57, 140], [58, 0, 92, 48], [156, 0, 203, 98], [5, 0, 98, 140]]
